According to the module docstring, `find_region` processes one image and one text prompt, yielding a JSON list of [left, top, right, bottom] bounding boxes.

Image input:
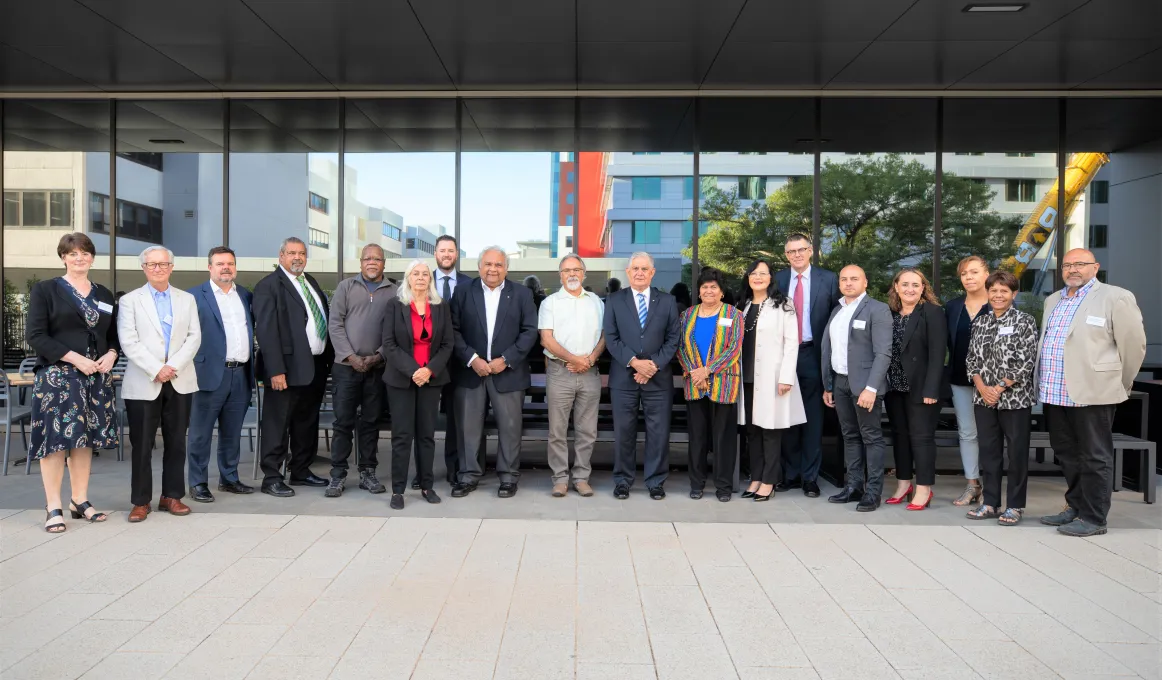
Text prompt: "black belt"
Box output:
[[224, 361, 247, 368], [799, 341, 814, 348]]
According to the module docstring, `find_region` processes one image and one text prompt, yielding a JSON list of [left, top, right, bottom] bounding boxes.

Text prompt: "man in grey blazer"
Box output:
[[820, 265, 892, 511]]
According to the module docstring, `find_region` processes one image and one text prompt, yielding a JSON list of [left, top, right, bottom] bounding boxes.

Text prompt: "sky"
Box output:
[[344, 151, 553, 256]]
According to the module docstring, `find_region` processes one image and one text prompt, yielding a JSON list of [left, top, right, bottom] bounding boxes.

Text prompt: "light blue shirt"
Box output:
[[150, 285, 173, 359], [787, 265, 812, 342]]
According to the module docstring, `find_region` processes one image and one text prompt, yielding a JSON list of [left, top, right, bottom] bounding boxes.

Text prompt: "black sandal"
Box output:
[[45, 507, 66, 533], [70, 500, 108, 523]]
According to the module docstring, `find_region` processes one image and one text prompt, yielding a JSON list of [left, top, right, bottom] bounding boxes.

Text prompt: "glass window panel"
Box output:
[[22, 191, 47, 227], [3, 192, 18, 227], [49, 191, 72, 227], [631, 177, 663, 200]]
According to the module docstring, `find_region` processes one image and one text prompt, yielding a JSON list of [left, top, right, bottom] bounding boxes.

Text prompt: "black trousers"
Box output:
[[611, 385, 672, 489], [126, 383, 191, 507], [1046, 403, 1117, 526], [386, 384, 441, 493], [975, 405, 1031, 509], [782, 342, 824, 483], [884, 392, 940, 486], [832, 374, 887, 497], [743, 382, 783, 485], [439, 381, 471, 483], [687, 397, 737, 494], [329, 362, 384, 479], [260, 355, 328, 484]]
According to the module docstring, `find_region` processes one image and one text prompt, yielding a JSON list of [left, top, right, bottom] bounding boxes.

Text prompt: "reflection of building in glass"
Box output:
[[548, 152, 576, 259], [512, 240, 552, 259], [403, 224, 448, 258]]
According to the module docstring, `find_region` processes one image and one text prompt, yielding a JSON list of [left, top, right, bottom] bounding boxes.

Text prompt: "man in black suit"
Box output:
[[774, 233, 840, 498], [252, 237, 334, 497], [427, 234, 474, 486], [449, 246, 538, 498], [603, 252, 681, 500]]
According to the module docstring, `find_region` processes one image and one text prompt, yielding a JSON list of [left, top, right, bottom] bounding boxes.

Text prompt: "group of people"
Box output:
[[26, 231, 1145, 539]]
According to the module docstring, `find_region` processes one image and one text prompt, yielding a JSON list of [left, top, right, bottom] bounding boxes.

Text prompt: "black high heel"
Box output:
[[45, 507, 66, 533], [753, 492, 773, 502], [70, 500, 108, 522], [741, 489, 757, 499]]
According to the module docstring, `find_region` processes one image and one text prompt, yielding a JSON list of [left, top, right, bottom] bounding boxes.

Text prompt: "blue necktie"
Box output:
[[637, 292, 647, 329]]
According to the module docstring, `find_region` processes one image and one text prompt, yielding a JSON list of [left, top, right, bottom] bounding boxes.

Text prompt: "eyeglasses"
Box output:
[[1061, 262, 1096, 271], [784, 246, 811, 257], [560, 268, 584, 275], [143, 263, 173, 271]]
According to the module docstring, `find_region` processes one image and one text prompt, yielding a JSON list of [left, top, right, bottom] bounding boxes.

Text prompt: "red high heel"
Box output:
[[885, 484, 913, 505], [907, 489, 933, 511]]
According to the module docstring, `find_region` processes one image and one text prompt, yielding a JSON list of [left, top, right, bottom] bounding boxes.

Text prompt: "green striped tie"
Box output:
[[297, 275, 327, 341]]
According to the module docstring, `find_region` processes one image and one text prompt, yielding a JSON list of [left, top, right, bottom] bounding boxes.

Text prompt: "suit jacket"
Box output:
[[382, 298, 454, 389], [25, 278, 119, 369], [252, 268, 334, 386], [892, 301, 948, 403], [775, 265, 840, 345], [677, 304, 743, 404], [189, 281, 255, 392], [820, 295, 892, 395], [451, 278, 538, 393], [1040, 280, 1147, 405], [603, 287, 682, 392], [117, 283, 202, 400]]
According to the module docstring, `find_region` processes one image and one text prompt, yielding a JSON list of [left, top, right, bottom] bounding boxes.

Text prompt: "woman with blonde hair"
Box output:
[[945, 255, 990, 505]]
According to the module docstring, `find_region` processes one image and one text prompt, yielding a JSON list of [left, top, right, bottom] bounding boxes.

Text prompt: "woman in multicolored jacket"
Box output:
[[678, 268, 744, 502]]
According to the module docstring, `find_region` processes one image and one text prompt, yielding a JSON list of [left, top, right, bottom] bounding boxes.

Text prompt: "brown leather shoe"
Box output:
[[552, 483, 568, 497], [128, 505, 151, 523], [159, 496, 191, 516], [574, 480, 594, 497]]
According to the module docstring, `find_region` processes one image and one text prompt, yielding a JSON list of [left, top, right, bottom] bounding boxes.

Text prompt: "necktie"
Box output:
[[297, 275, 327, 341], [442, 275, 451, 301], [637, 293, 648, 329], [793, 274, 804, 344]]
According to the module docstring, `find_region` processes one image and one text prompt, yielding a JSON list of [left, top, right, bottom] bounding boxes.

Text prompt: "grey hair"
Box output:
[[559, 253, 586, 272], [478, 245, 509, 268], [279, 236, 307, 254], [628, 251, 655, 269], [139, 245, 175, 266], [396, 259, 441, 306], [361, 243, 385, 257]]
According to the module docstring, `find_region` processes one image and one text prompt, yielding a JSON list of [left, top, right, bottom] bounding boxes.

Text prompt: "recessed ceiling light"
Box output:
[[148, 138, 185, 144], [963, 3, 1027, 12]]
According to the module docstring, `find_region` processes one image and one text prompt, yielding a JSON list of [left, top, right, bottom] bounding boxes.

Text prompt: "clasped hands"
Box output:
[[470, 356, 507, 378], [348, 354, 384, 373], [70, 350, 117, 376], [631, 358, 659, 385]]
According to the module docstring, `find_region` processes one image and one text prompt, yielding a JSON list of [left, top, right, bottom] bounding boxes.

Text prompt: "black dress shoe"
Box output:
[[802, 480, 821, 498], [828, 486, 864, 503], [261, 481, 296, 498], [190, 484, 214, 503], [389, 494, 405, 510], [289, 473, 328, 487], [774, 478, 802, 492], [649, 487, 666, 500], [218, 480, 254, 494], [613, 484, 630, 500], [450, 482, 477, 498], [689, 489, 704, 499], [411, 477, 421, 490], [856, 493, 881, 512], [421, 489, 442, 504], [716, 491, 731, 502], [498, 482, 518, 498]]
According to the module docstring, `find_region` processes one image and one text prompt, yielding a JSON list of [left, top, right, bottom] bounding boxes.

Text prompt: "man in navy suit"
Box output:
[[603, 252, 681, 500], [774, 233, 840, 498], [187, 246, 255, 502], [449, 246, 538, 498], [427, 234, 475, 486]]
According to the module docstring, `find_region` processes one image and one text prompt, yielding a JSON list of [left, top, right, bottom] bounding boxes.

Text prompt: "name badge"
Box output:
[[852, 320, 866, 330], [162, 314, 173, 325], [718, 317, 733, 327], [1086, 315, 1106, 327], [96, 302, 113, 314], [998, 326, 1014, 336]]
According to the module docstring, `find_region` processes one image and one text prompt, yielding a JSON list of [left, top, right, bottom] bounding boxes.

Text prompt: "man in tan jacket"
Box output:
[[1038, 249, 1146, 537]]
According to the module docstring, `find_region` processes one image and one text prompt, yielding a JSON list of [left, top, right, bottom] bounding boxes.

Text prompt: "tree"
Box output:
[[689, 154, 1022, 299]]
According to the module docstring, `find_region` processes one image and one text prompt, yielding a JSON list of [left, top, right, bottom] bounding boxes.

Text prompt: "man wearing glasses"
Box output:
[[774, 234, 840, 498], [324, 243, 397, 497], [1038, 249, 1145, 537]]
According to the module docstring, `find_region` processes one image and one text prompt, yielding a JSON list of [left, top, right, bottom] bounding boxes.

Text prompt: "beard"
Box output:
[[565, 277, 582, 291]]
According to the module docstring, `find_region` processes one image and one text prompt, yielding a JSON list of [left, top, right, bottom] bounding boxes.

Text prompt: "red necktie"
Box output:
[[794, 274, 804, 343]]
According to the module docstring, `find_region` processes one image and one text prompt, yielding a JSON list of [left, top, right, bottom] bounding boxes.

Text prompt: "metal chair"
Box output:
[[1, 372, 33, 476], [110, 356, 129, 462], [17, 357, 37, 405]]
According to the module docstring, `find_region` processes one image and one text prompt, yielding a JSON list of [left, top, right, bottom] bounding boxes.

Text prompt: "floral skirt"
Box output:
[[28, 363, 118, 461]]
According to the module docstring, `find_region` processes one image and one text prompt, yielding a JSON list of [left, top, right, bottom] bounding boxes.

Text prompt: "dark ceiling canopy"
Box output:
[[0, 0, 1159, 93]]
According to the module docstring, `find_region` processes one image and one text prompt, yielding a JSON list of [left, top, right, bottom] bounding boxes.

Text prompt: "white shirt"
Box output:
[[539, 288, 604, 359], [787, 265, 812, 342], [281, 266, 327, 355], [468, 280, 506, 364], [630, 286, 650, 316], [829, 292, 866, 379], [436, 269, 458, 300], [212, 282, 250, 362]]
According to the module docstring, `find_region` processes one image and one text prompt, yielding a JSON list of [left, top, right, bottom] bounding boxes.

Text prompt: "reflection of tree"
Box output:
[[690, 154, 1022, 299]]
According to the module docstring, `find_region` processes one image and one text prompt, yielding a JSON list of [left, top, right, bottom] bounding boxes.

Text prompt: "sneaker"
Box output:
[[574, 480, 594, 497], [359, 470, 386, 494], [324, 477, 344, 498], [1040, 506, 1079, 526]]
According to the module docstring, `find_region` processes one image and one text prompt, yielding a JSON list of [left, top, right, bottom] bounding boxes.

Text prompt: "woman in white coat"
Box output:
[[738, 259, 807, 501]]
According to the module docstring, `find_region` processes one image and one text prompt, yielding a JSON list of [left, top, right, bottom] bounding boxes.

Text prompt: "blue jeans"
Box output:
[[950, 385, 980, 480]]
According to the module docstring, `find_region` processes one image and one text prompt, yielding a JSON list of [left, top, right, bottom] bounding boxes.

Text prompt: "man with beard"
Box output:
[[538, 254, 605, 497]]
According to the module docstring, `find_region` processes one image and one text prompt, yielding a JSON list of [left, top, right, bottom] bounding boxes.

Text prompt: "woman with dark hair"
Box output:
[[883, 268, 947, 510], [964, 270, 1038, 525], [945, 255, 989, 506], [669, 282, 692, 315], [678, 268, 744, 501], [737, 259, 805, 501], [25, 233, 119, 532]]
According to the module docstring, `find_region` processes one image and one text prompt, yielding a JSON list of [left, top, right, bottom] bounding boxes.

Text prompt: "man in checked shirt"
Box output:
[[1038, 248, 1146, 537]]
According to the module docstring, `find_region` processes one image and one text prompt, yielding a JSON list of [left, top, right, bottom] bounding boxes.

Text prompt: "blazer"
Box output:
[[117, 283, 202, 400], [736, 299, 806, 430], [450, 278, 538, 393], [252, 268, 335, 386], [677, 304, 743, 404], [189, 281, 255, 392], [382, 298, 454, 389], [820, 295, 893, 395], [775, 265, 840, 345], [26, 278, 119, 369], [603, 287, 682, 392], [1040, 280, 1147, 405], [891, 301, 948, 403]]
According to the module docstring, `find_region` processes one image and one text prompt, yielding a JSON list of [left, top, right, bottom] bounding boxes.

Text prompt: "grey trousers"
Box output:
[[832, 373, 886, 498], [545, 360, 600, 483], [455, 377, 524, 485]]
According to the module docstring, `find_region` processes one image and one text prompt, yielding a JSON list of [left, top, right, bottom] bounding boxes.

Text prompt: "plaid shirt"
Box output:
[[1039, 278, 1096, 406]]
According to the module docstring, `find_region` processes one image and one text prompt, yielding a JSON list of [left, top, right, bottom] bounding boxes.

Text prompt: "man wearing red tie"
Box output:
[[774, 234, 840, 498]]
